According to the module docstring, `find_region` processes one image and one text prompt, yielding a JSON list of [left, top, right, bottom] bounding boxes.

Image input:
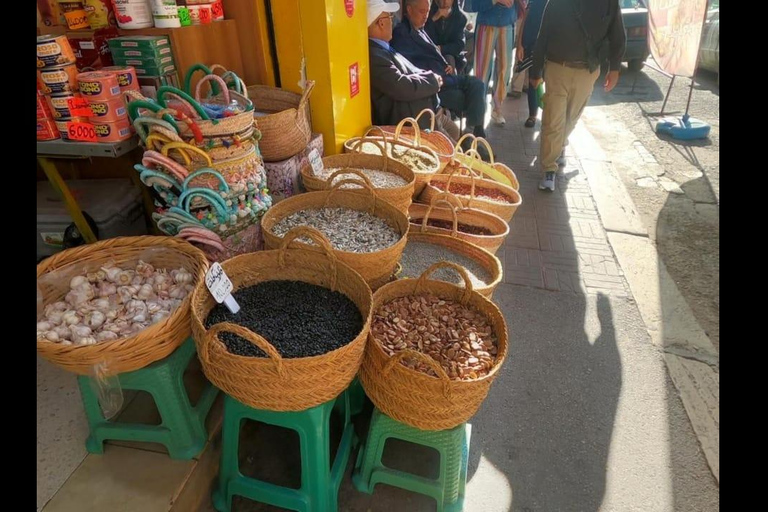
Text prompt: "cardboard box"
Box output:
[[137, 72, 181, 99], [263, 133, 324, 203], [109, 45, 173, 61], [113, 55, 175, 68], [130, 63, 177, 76], [67, 27, 119, 70], [108, 35, 170, 50]]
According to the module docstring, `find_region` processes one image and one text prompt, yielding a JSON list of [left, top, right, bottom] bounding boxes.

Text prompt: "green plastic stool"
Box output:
[[348, 377, 369, 416], [77, 337, 219, 460], [212, 390, 355, 512], [352, 409, 471, 512]]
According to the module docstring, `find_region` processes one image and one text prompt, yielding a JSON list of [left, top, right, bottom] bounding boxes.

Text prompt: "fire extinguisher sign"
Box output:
[[349, 62, 359, 98]]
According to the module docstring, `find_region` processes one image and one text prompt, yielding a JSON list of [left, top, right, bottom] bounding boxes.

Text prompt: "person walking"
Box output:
[[530, 0, 625, 192], [514, 0, 546, 128]]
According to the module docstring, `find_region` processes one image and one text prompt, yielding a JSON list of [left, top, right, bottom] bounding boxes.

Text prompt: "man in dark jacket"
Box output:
[[392, 0, 488, 141], [367, 0, 442, 127], [425, 0, 468, 73], [530, 0, 625, 192]]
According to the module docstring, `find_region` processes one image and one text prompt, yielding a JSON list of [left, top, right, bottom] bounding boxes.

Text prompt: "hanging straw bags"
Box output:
[[377, 110, 456, 171]]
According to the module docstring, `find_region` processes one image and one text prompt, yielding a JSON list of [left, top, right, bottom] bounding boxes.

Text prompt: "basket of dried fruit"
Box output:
[[376, 111, 456, 171], [445, 136, 520, 190], [300, 139, 415, 214], [36, 236, 209, 376], [261, 179, 410, 289], [408, 192, 509, 255], [190, 227, 372, 411], [344, 127, 440, 198], [419, 164, 522, 223], [360, 261, 508, 430], [399, 231, 502, 299]]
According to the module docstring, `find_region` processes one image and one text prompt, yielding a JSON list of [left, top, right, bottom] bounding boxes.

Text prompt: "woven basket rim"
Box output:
[[300, 153, 416, 194], [408, 202, 511, 237], [425, 175, 523, 207]]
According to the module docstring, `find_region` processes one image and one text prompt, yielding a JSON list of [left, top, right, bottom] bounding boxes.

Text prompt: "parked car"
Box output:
[[698, 5, 719, 82], [598, 0, 650, 72]]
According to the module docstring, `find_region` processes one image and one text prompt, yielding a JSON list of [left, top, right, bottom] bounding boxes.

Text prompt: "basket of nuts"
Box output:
[[360, 261, 508, 430]]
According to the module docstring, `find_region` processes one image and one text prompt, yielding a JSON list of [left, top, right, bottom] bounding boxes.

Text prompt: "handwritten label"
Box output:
[[205, 262, 240, 314], [308, 148, 324, 176], [67, 121, 97, 142], [67, 97, 93, 117]]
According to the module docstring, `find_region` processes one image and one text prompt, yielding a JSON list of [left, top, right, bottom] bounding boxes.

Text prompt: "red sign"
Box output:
[[67, 121, 97, 142], [349, 62, 359, 98], [67, 97, 93, 117], [199, 6, 212, 24], [344, 0, 354, 17]]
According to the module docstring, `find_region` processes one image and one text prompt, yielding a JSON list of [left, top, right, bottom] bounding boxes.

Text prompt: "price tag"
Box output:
[[308, 148, 323, 176], [67, 121, 97, 142], [205, 262, 240, 314], [67, 97, 93, 117]]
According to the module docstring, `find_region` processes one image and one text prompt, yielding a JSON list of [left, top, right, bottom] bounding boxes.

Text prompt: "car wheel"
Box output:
[[628, 59, 644, 72]]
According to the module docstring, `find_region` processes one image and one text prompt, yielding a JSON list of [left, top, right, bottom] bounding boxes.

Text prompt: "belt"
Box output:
[[547, 59, 590, 70]]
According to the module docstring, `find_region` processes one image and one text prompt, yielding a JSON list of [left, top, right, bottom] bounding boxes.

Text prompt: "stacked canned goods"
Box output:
[[37, 34, 80, 141], [77, 68, 138, 143]]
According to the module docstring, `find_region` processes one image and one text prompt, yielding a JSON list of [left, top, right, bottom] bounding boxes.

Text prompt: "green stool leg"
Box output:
[[213, 391, 354, 512], [77, 338, 218, 460], [348, 377, 368, 417], [352, 409, 470, 512]]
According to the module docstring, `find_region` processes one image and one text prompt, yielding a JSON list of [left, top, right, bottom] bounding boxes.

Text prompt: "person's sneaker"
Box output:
[[556, 153, 567, 168], [491, 110, 506, 125], [539, 171, 556, 192]]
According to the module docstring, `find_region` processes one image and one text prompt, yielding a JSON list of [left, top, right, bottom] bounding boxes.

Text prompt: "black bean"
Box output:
[[204, 280, 364, 359]]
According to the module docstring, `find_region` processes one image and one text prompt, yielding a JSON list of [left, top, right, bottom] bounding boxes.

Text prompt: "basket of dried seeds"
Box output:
[[261, 179, 410, 289], [360, 261, 508, 430]]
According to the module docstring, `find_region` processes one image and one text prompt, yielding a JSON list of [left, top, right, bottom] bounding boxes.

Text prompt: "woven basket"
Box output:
[[344, 127, 439, 199], [446, 135, 520, 190], [420, 165, 522, 223], [300, 139, 415, 214], [246, 81, 314, 162], [359, 261, 508, 430], [261, 180, 410, 287], [190, 227, 372, 411], [378, 110, 455, 171], [400, 231, 502, 299], [408, 192, 509, 255], [36, 236, 209, 376]]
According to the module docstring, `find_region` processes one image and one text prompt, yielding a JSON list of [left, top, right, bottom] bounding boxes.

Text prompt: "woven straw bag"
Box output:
[[399, 231, 502, 299], [377, 110, 456, 171], [408, 192, 509, 255], [344, 127, 440, 198], [246, 81, 315, 162], [190, 227, 372, 411], [359, 261, 508, 430], [420, 164, 522, 223], [37, 237, 208, 376], [261, 180, 410, 288], [446, 135, 520, 190], [300, 139, 415, 214]]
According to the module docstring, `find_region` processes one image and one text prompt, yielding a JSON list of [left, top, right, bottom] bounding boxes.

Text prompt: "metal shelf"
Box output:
[[36, 136, 140, 159]]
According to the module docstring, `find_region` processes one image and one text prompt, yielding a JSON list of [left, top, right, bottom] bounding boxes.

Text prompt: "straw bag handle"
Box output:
[[297, 80, 315, 117], [445, 166, 478, 208], [432, 192, 463, 211], [415, 261, 474, 303], [195, 75, 231, 104], [422, 200, 459, 237], [278, 227, 339, 291], [157, 86, 211, 120], [142, 151, 189, 182], [162, 141, 214, 168], [207, 64, 244, 93], [133, 117, 180, 144], [183, 168, 230, 192], [128, 101, 180, 130], [178, 188, 230, 219], [145, 133, 175, 151], [414, 109, 437, 132], [325, 179, 378, 214], [183, 63, 221, 95], [382, 349, 452, 400], [393, 117, 423, 147], [326, 169, 375, 190], [350, 137, 389, 172], [472, 137, 495, 164], [206, 322, 286, 377]]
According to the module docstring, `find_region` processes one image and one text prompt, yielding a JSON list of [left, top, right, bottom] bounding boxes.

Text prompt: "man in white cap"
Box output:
[[367, 0, 443, 128]]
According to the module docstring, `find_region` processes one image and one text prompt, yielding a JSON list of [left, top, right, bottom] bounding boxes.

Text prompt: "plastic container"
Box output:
[[149, 0, 181, 28], [112, 0, 154, 29], [36, 179, 148, 259]]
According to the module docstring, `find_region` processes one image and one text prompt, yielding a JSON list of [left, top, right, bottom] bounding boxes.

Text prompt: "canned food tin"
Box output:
[[77, 71, 122, 101], [55, 117, 88, 141], [38, 63, 79, 94], [92, 117, 133, 143], [101, 65, 140, 92], [37, 34, 77, 68], [38, 119, 60, 141], [87, 97, 128, 123], [37, 92, 55, 121], [83, 0, 115, 29], [47, 92, 81, 120]]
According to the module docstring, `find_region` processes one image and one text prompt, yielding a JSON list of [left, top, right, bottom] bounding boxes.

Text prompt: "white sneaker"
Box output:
[[539, 171, 556, 192], [491, 110, 506, 125]]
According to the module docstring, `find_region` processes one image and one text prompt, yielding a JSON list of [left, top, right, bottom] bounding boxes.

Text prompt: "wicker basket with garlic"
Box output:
[[36, 236, 209, 376]]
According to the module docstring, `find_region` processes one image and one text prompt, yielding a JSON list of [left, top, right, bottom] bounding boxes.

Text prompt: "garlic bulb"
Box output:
[[47, 310, 64, 326], [76, 336, 97, 346], [131, 275, 145, 287], [151, 311, 170, 324], [98, 281, 117, 298], [70, 275, 88, 290], [37, 321, 52, 332], [53, 325, 71, 338], [102, 266, 122, 283], [136, 260, 155, 278], [117, 270, 134, 285], [92, 298, 110, 311], [173, 269, 193, 285], [62, 310, 80, 326], [137, 284, 154, 301], [97, 331, 119, 342], [117, 285, 139, 304], [169, 285, 187, 299], [44, 330, 60, 342], [86, 311, 106, 329]]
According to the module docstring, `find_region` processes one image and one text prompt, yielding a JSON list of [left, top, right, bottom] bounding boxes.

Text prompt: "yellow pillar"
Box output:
[[272, 0, 372, 155]]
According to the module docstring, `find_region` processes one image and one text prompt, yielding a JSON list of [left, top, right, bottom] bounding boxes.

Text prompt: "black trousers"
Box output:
[[438, 75, 486, 128]]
